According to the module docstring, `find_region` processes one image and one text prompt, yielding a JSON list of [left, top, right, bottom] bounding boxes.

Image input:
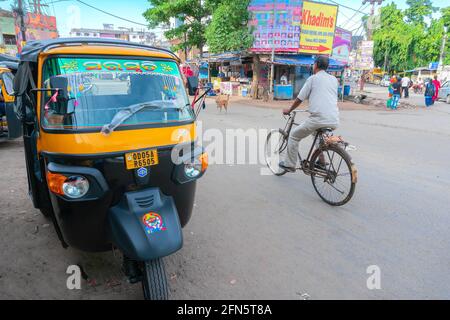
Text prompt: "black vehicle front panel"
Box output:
[[44, 145, 198, 252]]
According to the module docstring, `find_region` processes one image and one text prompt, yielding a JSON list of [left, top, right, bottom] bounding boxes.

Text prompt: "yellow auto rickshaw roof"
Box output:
[[41, 45, 179, 61], [0, 67, 11, 73]]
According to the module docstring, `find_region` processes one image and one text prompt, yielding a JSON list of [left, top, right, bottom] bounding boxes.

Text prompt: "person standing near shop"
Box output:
[[401, 75, 411, 98], [280, 71, 289, 85]]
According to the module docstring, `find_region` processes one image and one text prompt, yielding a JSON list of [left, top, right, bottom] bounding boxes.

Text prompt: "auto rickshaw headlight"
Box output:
[[184, 163, 202, 179], [62, 176, 90, 199], [184, 153, 208, 179]]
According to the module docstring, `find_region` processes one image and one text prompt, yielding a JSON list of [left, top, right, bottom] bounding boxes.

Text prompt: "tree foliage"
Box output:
[[405, 0, 436, 25], [205, 0, 253, 53], [373, 1, 449, 72], [143, 0, 217, 55], [144, 0, 253, 56]]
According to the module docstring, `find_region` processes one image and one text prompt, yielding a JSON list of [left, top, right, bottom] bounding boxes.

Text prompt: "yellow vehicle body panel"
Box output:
[[38, 124, 196, 155]]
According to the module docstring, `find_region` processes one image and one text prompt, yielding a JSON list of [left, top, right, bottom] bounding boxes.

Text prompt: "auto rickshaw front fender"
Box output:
[[108, 188, 183, 262]]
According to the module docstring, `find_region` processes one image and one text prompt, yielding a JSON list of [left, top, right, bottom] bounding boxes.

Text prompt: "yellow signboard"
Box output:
[[299, 1, 338, 55]]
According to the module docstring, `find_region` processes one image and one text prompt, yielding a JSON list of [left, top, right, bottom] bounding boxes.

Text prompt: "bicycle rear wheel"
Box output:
[[265, 129, 288, 176], [310, 145, 356, 206]]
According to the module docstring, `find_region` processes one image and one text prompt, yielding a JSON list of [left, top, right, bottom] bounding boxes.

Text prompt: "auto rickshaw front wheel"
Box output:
[[141, 258, 169, 300]]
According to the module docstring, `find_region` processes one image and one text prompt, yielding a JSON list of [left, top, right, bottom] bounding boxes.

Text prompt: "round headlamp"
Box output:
[[184, 162, 202, 179], [62, 176, 90, 199]]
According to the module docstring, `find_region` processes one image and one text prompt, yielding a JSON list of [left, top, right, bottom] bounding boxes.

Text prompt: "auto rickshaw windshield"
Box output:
[[41, 57, 193, 131]]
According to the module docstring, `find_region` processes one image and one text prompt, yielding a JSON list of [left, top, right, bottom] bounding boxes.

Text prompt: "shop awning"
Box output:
[[208, 51, 242, 63], [271, 55, 347, 71], [272, 55, 315, 66]]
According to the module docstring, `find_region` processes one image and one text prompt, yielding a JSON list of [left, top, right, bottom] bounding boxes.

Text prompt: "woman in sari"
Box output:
[[432, 75, 441, 104]]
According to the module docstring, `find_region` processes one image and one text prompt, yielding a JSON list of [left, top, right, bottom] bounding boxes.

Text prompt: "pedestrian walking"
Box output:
[[388, 76, 401, 110], [432, 75, 441, 105], [401, 75, 411, 98], [424, 78, 435, 107]]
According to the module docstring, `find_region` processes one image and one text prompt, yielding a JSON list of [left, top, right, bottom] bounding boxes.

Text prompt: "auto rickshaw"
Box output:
[[0, 64, 22, 140], [14, 38, 208, 300]]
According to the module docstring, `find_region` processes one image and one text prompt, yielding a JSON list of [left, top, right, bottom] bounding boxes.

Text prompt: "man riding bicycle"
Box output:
[[279, 55, 339, 172]]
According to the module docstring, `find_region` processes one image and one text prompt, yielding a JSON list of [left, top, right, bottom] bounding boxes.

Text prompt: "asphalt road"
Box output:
[[0, 99, 449, 300], [364, 83, 449, 108]]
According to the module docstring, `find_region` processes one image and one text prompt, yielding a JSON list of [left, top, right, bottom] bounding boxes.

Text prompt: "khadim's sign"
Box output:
[[299, 1, 338, 55]]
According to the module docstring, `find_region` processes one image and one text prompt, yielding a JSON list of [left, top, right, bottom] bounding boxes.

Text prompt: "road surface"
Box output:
[[0, 99, 449, 300], [364, 83, 449, 108]]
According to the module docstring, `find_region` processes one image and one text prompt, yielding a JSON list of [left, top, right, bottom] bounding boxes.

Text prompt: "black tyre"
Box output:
[[310, 144, 356, 206], [142, 258, 169, 300], [265, 129, 288, 176]]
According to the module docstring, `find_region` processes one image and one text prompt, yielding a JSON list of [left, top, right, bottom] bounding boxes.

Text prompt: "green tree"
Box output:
[[405, 0, 437, 25], [205, 0, 253, 53], [442, 7, 450, 64], [372, 1, 449, 72], [143, 0, 217, 57], [442, 6, 450, 27], [373, 3, 418, 72]]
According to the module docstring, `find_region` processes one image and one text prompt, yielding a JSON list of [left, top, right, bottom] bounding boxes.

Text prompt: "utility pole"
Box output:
[[269, 0, 277, 94], [16, 0, 27, 44], [437, 26, 448, 74], [363, 0, 383, 41]]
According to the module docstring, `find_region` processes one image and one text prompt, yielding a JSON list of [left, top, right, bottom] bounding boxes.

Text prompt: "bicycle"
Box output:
[[265, 110, 357, 206]]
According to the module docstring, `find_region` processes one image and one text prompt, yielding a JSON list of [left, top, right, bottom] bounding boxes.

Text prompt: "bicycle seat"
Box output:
[[317, 128, 335, 133]]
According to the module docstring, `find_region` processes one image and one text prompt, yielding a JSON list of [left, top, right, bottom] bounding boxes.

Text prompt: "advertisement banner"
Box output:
[[15, 13, 58, 53], [299, 1, 338, 55], [332, 27, 351, 64], [355, 40, 374, 70], [249, 0, 303, 53]]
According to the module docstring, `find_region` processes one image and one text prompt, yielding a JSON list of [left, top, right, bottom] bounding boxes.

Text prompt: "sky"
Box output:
[[0, 0, 448, 38]]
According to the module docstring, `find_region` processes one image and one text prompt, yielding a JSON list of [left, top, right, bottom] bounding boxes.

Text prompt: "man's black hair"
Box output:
[[314, 55, 329, 71]]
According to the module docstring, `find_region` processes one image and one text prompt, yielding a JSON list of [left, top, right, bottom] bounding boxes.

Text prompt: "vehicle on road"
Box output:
[[265, 111, 357, 206], [0, 64, 21, 141], [438, 81, 450, 104], [13, 38, 209, 300], [380, 75, 391, 87]]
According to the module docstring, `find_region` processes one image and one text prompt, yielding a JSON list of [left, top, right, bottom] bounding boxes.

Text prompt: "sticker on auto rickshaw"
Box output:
[[142, 212, 167, 235], [125, 149, 159, 170]]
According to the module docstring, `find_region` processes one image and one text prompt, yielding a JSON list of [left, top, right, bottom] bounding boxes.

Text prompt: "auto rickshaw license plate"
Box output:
[[125, 150, 159, 170]]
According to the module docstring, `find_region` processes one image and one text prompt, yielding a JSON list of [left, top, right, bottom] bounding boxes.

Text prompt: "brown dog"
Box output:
[[216, 94, 230, 113]]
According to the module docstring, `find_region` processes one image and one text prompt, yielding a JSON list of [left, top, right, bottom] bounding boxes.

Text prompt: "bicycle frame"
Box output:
[[280, 111, 330, 177]]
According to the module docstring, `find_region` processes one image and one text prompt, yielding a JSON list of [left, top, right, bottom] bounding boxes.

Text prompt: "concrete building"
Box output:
[[69, 24, 157, 46], [0, 9, 18, 56]]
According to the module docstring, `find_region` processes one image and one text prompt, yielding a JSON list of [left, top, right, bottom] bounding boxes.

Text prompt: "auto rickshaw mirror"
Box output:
[[49, 76, 70, 114], [187, 77, 198, 96]]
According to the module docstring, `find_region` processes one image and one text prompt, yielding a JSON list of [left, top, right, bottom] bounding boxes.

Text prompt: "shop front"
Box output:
[[270, 55, 347, 100]]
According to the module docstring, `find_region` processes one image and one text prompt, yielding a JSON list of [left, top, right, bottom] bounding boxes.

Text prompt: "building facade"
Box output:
[[0, 9, 18, 56], [69, 24, 158, 46]]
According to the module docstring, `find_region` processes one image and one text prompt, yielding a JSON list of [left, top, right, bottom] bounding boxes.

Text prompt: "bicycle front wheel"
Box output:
[[265, 129, 288, 176], [310, 144, 357, 206]]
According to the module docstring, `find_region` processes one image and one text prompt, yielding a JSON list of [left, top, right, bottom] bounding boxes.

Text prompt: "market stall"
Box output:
[[269, 55, 347, 100]]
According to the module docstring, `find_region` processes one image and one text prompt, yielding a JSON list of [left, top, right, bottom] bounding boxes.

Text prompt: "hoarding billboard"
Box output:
[[332, 27, 351, 64], [355, 40, 374, 70], [299, 1, 338, 55], [249, 0, 303, 53], [15, 13, 58, 53]]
